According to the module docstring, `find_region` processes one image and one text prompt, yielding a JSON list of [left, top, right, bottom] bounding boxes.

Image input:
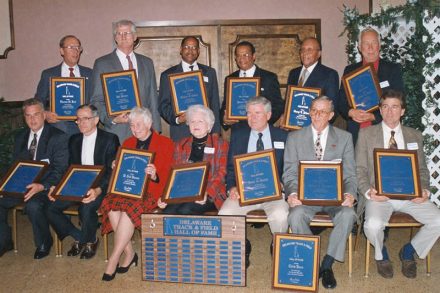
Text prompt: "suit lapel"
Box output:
[[323, 126, 337, 160], [35, 125, 50, 160], [304, 64, 321, 87], [93, 130, 103, 164]]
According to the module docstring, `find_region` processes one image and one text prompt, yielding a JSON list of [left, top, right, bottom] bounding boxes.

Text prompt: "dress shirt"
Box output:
[[247, 125, 272, 152], [116, 49, 138, 75], [182, 60, 199, 72], [240, 65, 256, 77], [311, 124, 329, 159], [61, 62, 80, 77], [81, 128, 97, 165], [382, 122, 404, 149], [299, 61, 318, 85]]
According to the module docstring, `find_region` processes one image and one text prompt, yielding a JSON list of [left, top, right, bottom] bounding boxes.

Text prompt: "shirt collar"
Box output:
[[311, 124, 329, 136], [251, 124, 270, 137], [62, 62, 78, 71], [381, 122, 402, 134], [116, 48, 134, 59], [302, 61, 318, 74], [181, 60, 199, 72], [83, 128, 98, 139], [240, 65, 256, 77], [363, 59, 380, 72]]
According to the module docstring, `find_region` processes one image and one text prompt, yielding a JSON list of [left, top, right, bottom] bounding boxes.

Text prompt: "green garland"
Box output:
[[341, 0, 439, 153]]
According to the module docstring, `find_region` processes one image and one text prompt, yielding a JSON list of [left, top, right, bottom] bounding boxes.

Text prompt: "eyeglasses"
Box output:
[[63, 45, 82, 51], [235, 53, 253, 59], [310, 109, 331, 116], [75, 116, 96, 123], [182, 45, 199, 50], [115, 31, 134, 37]]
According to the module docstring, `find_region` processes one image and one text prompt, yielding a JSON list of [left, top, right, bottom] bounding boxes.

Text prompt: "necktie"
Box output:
[[315, 132, 323, 160], [298, 69, 309, 87], [256, 133, 264, 151], [242, 71, 246, 78], [389, 130, 398, 149], [189, 65, 194, 71], [126, 55, 133, 70], [29, 133, 37, 159], [69, 67, 75, 77]]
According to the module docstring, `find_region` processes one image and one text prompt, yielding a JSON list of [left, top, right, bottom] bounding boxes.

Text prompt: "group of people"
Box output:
[[0, 18, 438, 290]]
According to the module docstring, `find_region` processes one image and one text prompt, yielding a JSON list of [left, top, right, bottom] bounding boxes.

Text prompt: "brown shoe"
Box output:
[[399, 248, 417, 278], [376, 260, 394, 278], [80, 238, 99, 259]]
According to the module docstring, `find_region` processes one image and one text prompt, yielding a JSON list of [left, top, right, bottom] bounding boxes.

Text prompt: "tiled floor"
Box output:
[[0, 213, 438, 292]]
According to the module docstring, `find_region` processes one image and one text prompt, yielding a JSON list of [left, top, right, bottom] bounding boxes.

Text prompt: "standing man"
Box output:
[[90, 19, 161, 144], [158, 36, 221, 141], [35, 35, 92, 137], [47, 104, 119, 259], [0, 98, 68, 259], [283, 96, 357, 289], [338, 27, 404, 144], [287, 37, 339, 112], [356, 90, 440, 279], [220, 41, 284, 128], [219, 96, 289, 267]]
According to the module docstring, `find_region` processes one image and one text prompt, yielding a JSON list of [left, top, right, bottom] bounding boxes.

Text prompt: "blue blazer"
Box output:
[[226, 123, 288, 190], [158, 62, 221, 141]]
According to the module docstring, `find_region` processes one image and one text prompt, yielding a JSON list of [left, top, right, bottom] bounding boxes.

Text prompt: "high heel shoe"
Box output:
[[116, 253, 138, 274], [102, 270, 116, 281]]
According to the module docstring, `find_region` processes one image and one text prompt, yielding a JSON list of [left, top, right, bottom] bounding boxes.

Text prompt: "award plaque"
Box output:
[[168, 71, 208, 115], [50, 77, 85, 120], [298, 161, 343, 206], [234, 150, 282, 206], [225, 77, 261, 121], [108, 147, 155, 200], [272, 233, 320, 292], [374, 148, 421, 199], [281, 86, 321, 130], [52, 165, 104, 202], [162, 162, 210, 204], [342, 64, 382, 112], [0, 160, 48, 198], [101, 70, 141, 116]]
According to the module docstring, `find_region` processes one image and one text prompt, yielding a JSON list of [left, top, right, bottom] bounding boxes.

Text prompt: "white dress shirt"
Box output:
[[116, 49, 138, 76], [27, 127, 44, 160], [240, 65, 256, 77], [61, 62, 80, 77], [311, 124, 329, 159], [81, 129, 97, 165]]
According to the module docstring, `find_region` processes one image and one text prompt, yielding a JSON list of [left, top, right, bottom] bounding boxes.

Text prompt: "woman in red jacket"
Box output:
[[100, 107, 173, 281]]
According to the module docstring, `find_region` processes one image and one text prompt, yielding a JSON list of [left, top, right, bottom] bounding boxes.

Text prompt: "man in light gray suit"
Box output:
[[90, 19, 161, 144], [283, 96, 357, 289], [356, 90, 440, 279]]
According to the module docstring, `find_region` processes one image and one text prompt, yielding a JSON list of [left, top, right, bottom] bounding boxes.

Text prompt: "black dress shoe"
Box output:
[[80, 238, 99, 259], [245, 238, 251, 269], [320, 268, 337, 289], [67, 241, 84, 257], [102, 270, 116, 281], [0, 241, 13, 257], [34, 245, 51, 259], [270, 240, 273, 256], [117, 253, 138, 274], [250, 223, 265, 229]]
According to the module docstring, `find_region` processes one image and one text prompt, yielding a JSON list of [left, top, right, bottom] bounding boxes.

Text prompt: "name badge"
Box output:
[[203, 76, 209, 82], [379, 80, 390, 88], [407, 142, 419, 150], [274, 141, 284, 149], [204, 147, 215, 154]]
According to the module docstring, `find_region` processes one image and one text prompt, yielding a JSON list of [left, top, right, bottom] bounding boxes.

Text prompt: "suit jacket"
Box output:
[[34, 63, 93, 136], [158, 62, 221, 141], [355, 123, 429, 214], [90, 50, 161, 144], [220, 65, 284, 129], [68, 128, 120, 192], [283, 125, 357, 198], [287, 63, 339, 107], [337, 59, 404, 144], [13, 123, 69, 190], [226, 124, 288, 190]]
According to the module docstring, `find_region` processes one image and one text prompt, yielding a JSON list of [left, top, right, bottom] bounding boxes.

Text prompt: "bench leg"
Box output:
[[348, 233, 352, 277], [104, 233, 108, 262], [426, 252, 431, 276], [12, 208, 18, 252]]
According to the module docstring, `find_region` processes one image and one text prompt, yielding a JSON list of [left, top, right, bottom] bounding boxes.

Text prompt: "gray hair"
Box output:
[[246, 96, 272, 113], [77, 104, 98, 117], [128, 107, 152, 126], [185, 105, 215, 130], [311, 96, 334, 112], [113, 19, 136, 36], [358, 27, 381, 46], [22, 98, 44, 111]]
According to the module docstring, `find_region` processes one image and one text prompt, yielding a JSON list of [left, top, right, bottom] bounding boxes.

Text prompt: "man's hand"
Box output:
[[411, 189, 430, 204], [369, 187, 389, 202], [177, 112, 186, 124], [222, 113, 238, 126], [348, 109, 374, 123], [113, 112, 129, 124], [341, 193, 355, 207], [47, 186, 56, 201], [24, 183, 44, 202], [287, 193, 302, 207], [228, 187, 240, 200], [82, 187, 102, 204], [195, 193, 208, 205], [45, 111, 59, 123]]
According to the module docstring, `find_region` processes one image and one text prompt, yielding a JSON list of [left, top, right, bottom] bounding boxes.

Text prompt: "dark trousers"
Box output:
[[47, 195, 103, 244], [162, 201, 216, 215], [0, 193, 52, 249]]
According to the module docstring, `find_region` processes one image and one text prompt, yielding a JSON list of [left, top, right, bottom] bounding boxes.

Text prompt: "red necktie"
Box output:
[[127, 55, 133, 70], [69, 67, 75, 77]]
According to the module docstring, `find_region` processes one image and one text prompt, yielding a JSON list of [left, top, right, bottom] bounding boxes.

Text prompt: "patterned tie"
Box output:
[[298, 69, 309, 87], [389, 130, 398, 149], [126, 55, 133, 70], [256, 133, 264, 151], [315, 132, 323, 160], [189, 65, 194, 71], [29, 133, 37, 159], [69, 67, 75, 77]]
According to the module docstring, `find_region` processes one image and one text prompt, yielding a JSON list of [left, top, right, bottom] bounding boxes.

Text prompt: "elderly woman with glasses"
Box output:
[[99, 107, 173, 281], [158, 105, 229, 214]]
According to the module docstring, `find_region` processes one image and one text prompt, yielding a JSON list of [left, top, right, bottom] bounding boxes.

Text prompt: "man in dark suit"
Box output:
[[220, 41, 284, 129], [283, 96, 357, 289], [158, 36, 221, 141], [35, 35, 93, 137], [90, 19, 160, 144], [287, 37, 339, 113], [338, 27, 404, 144], [219, 96, 289, 267], [356, 90, 440, 279], [0, 98, 68, 259], [47, 104, 119, 259]]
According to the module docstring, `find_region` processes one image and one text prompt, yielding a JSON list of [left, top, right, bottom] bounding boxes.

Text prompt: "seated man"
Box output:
[[0, 98, 68, 259], [47, 104, 119, 259], [283, 96, 357, 289], [356, 90, 440, 279], [218, 96, 289, 267]]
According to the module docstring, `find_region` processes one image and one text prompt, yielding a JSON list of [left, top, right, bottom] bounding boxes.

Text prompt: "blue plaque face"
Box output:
[[163, 217, 222, 238], [348, 69, 380, 111], [105, 74, 138, 113], [379, 155, 415, 194], [1, 164, 43, 193], [52, 80, 83, 117], [172, 75, 205, 112], [239, 156, 277, 201], [114, 152, 150, 197], [230, 81, 258, 117], [169, 168, 204, 199], [59, 170, 100, 197], [287, 90, 319, 128], [303, 168, 338, 200]]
